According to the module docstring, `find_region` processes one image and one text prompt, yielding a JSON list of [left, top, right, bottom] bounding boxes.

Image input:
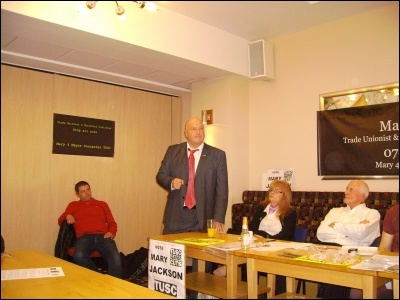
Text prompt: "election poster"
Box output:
[[261, 168, 294, 190], [148, 239, 186, 298]]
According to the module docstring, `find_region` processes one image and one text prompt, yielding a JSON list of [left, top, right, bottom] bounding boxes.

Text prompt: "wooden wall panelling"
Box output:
[[1, 65, 182, 255], [1, 65, 54, 253], [171, 97, 183, 145], [51, 74, 127, 252], [122, 89, 172, 252]]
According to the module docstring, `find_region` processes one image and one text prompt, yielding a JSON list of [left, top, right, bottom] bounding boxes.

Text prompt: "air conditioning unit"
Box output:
[[248, 40, 274, 81]]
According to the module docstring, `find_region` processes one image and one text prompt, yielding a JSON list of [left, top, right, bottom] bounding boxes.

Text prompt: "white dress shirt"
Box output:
[[316, 203, 380, 246], [258, 204, 283, 236]]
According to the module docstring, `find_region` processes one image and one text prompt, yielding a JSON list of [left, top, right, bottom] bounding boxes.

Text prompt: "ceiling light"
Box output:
[[135, 1, 158, 11], [115, 4, 125, 15], [85, 1, 158, 17], [86, 1, 96, 9]]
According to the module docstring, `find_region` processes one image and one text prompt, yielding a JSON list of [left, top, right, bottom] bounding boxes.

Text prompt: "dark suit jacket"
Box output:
[[156, 142, 228, 231]]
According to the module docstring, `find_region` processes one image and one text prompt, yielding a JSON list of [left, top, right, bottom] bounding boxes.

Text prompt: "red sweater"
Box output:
[[58, 198, 118, 238], [383, 204, 399, 252]]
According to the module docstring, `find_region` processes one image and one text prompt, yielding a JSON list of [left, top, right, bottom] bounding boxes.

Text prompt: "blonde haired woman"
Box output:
[[216, 180, 296, 296], [250, 180, 296, 240]]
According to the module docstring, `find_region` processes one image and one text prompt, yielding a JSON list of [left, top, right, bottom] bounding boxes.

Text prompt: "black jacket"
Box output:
[[54, 220, 76, 260]]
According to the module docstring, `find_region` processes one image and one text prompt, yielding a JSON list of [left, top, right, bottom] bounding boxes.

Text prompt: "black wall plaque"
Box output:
[[53, 113, 115, 157]]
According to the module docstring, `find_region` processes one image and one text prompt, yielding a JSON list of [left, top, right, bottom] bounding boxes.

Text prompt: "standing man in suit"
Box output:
[[156, 117, 228, 236]]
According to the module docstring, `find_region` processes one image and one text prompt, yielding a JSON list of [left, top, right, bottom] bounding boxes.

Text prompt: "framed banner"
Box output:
[[317, 102, 399, 179]]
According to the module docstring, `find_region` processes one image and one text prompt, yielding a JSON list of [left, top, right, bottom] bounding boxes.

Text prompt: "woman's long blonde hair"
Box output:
[[261, 180, 293, 222]]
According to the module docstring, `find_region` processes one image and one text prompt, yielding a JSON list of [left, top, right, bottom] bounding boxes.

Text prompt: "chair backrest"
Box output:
[[370, 236, 381, 247], [294, 227, 308, 243]]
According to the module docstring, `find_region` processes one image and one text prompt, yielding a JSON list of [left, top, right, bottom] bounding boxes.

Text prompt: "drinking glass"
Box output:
[[207, 219, 215, 238]]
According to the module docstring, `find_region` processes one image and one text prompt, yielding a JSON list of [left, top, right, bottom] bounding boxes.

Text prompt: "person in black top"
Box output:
[[220, 180, 297, 296], [249, 180, 296, 240]]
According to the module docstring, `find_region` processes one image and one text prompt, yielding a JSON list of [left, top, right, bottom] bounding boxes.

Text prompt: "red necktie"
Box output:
[[185, 149, 198, 209]]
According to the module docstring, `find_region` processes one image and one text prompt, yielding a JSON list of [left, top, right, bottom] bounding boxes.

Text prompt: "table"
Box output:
[[378, 270, 399, 298], [377, 251, 399, 299], [148, 232, 269, 299], [1, 249, 173, 299], [235, 243, 382, 299]]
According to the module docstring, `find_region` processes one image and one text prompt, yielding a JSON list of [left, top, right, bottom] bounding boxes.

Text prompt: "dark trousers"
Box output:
[[163, 209, 213, 299], [74, 234, 122, 278], [317, 284, 350, 299]]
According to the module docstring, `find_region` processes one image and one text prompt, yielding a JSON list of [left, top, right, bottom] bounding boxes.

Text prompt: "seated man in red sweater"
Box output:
[[58, 181, 122, 278]]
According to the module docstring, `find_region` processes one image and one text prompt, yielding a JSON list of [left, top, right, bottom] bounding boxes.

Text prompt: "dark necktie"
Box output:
[[185, 148, 198, 209]]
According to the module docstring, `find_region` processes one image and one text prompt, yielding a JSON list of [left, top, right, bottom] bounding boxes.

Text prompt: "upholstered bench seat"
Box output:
[[231, 191, 399, 243]]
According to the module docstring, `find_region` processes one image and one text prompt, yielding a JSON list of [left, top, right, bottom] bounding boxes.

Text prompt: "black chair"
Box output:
[[370, 236, 381, 247], [294, 227, 308, 295]]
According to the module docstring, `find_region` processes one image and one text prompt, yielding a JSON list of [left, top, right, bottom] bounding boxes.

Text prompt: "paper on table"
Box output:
[[210, 241, 311, 251], [374, 254, 399, 265], [210, 242, 242, 250], [350, 254, 399, 271], [252, 242, 312, 252], [202, 242, 242, 258], [204, 241, 312, 257], [1, 267, 65, 280]]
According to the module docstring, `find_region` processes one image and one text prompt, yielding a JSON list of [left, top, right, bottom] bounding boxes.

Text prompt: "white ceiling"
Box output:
[[153, 1, 393, 41], [1, 1, 395, 96]]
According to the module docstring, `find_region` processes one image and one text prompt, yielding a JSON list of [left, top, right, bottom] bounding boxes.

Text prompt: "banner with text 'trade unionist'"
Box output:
[[317, 102, 399, 176]]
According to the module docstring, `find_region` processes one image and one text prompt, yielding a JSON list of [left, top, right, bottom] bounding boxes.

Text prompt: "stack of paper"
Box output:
[[203, 242, 242, 258]]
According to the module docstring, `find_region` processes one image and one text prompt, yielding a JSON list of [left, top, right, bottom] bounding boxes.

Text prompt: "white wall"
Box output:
[[192, 3, 399, 228], [249, 3, 398, 192], [192, 76, 249, 229]]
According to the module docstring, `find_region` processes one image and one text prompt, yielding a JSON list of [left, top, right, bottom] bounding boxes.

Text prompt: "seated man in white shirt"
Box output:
[[317, 179, 380, 246], [315, 179, 381, 299]]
